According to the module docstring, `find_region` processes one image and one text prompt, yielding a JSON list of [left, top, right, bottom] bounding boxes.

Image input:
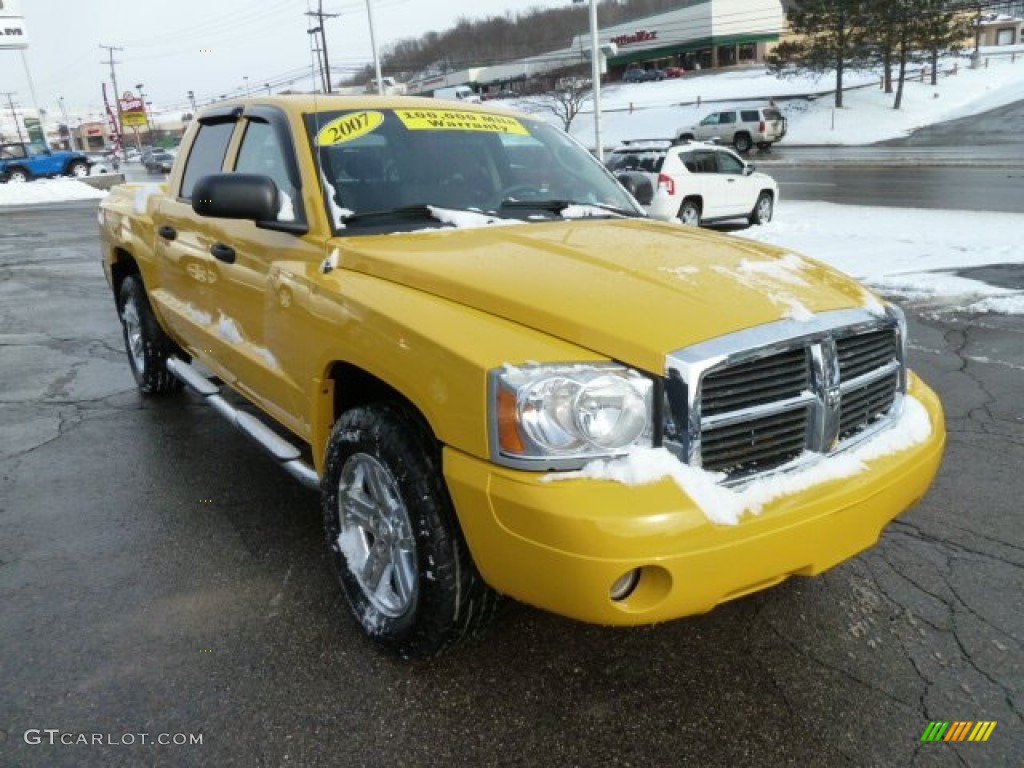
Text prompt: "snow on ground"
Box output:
[[734, 201, 1024, 313], [517, 52, 1024, 148], [0, 178, 107, 206]]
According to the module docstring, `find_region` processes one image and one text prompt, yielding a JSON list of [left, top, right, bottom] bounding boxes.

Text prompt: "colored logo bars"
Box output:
[[921, 721, 997, 743]]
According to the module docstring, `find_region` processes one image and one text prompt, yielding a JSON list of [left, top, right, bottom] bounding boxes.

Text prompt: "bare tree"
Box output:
[[526, 77, 593, 131]]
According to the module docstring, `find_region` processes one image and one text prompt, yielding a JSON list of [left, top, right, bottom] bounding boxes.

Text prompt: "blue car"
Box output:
[[623, 67, 665, 83], [0, 142, 93, 183]]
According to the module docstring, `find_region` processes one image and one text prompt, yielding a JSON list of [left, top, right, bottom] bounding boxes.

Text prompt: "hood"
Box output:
[[332, 219, 878, 373]]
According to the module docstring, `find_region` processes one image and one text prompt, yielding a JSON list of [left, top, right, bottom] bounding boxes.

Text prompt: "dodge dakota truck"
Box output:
[[99, 96, 945, 658]]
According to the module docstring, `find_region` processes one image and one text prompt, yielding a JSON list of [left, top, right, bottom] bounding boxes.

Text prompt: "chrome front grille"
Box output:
[[701, 407, 811, 474], [701, 348, 809, 417], [665, 308, 907, 480]]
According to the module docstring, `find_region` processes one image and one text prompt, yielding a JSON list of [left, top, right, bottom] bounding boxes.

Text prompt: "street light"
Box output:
[[57, 96, 77, 150], [573, 0, 604, 160]]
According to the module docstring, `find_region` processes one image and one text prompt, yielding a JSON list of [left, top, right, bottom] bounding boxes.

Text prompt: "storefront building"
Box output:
[[573, 0, 785, 75]]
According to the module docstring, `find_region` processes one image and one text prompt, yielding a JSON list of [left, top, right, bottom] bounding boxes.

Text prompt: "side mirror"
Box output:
[[193, 173, 279, 222], [744, 163, 755, 176]]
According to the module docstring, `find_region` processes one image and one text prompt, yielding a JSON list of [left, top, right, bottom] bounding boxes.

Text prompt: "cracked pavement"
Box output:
[[1, 201, 1020, 766]]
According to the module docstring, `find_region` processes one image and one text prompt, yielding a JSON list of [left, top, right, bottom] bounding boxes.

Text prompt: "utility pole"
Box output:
[[305, 1, 338, 93], [2, 92, 27, 144], [365, 0, 384, 95], [100, 44, 126, 158]]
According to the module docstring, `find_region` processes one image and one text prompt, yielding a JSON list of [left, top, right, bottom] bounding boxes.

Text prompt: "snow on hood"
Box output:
[[330, 219, 878, 373], [548, 394, 934, 526], [428, 206, 524, 228]]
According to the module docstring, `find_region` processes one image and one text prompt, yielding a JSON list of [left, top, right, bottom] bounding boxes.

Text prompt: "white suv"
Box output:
[[676, 107, 787, 153], [606, 140, 778, 227]]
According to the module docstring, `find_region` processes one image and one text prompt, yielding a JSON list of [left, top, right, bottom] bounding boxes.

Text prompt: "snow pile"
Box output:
[[278, 190, 295, 222], [510, 54, 1024, 148], [428, 206, 523, 228], [550, 395, 933, 526], [735, 201, 1024, 313], [133, 184, 163, 214], [0, 178, 107, 206], [965, 295, 1024, 315]]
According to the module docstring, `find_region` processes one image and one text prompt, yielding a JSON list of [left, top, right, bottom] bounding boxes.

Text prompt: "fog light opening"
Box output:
[[609, 568, 642, 602]]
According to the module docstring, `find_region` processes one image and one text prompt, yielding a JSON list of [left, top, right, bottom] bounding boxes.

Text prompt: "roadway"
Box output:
[[1, 201, 1021, 768]]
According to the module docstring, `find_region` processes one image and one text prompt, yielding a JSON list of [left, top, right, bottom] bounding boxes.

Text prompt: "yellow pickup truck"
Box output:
[[99, 96, 945, 658]]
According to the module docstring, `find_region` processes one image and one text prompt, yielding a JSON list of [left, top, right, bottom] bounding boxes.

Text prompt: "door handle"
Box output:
[[210, 243, 236, 264], [158, 224, 177, 240]]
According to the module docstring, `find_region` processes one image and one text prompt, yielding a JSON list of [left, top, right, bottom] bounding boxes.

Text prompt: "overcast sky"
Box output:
[[4, 0, 573, 119]]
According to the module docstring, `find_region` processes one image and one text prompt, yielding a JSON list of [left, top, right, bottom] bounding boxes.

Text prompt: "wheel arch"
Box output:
[[5, 164, 30, 180], [109, 249, 141, 308], [312, 361, 440, 472]]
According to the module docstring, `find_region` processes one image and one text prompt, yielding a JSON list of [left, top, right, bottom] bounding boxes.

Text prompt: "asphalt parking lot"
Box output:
[[1, 201, 1021, 767]]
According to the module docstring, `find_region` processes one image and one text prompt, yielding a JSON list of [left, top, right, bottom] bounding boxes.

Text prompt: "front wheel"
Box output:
[[749, 192, 774, 226], [67, 161, 89, 178], [322, 404, 499, 659], [117, 275, 183, 395], [678, 199, 701, 226]]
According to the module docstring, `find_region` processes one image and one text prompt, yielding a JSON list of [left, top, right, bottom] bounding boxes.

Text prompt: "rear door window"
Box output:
[[180, 122, 236, 200], [690, 151, 717, 174], [715, 151, 745, 175], [740, 110, 760, 123]]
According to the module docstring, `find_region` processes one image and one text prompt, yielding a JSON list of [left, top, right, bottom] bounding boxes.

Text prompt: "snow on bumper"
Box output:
[[444, 375, 945, 625]]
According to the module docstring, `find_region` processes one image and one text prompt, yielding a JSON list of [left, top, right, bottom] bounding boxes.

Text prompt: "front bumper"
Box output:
[[444, 374, 945, 625]]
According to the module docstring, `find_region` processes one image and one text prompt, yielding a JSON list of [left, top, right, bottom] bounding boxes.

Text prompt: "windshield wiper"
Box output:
[[341, 204, 514, 226], [498, 199, 639, 218], [340, 204, 438, 223]]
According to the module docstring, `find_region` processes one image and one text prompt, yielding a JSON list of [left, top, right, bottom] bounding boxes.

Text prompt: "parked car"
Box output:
[[0, 142, 92, 183], [606, 139, 778, 226], [664, 66, 686, 78], [144, 150, 174, 174], [676, 106, 788, 153], [623, 67, 665, 83], [98, 96, 944, 659]]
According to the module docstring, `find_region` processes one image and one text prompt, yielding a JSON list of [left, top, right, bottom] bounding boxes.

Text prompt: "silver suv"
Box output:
[[676, 107, 787, 153]]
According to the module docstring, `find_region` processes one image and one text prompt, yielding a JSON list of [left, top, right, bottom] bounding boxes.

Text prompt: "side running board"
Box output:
[[166, 356, 320, 490]]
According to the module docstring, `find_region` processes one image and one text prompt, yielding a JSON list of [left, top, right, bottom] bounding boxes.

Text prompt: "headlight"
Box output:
[[490, 363, 654, 469]]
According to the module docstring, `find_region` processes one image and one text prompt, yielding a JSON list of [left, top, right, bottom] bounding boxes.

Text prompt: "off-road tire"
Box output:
[[322, 404, 499, 659], [117, 275, 183, 395]]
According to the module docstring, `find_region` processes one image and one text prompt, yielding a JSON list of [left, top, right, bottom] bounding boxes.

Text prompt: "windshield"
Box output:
[[304, 107, 643, 232]]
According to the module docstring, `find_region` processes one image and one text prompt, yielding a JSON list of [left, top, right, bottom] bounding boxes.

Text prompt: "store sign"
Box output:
[[118, 92, 148, 128], [610, 30, 658, 47], [0, 0, 29, 49]]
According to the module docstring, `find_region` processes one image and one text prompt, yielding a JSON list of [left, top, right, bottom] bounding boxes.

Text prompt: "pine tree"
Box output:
[[768, 1, 874, 108]]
